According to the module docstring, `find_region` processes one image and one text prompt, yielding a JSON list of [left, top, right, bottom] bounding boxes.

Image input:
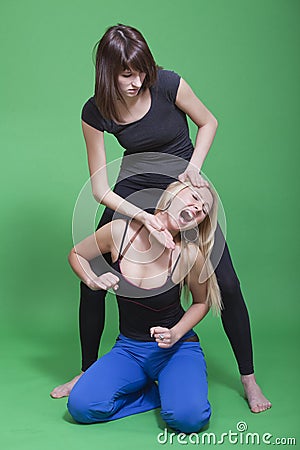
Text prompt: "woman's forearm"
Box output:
[[82, 122, 147, 224], [68, 251, 97, 286], [189, 120, 218, 171], [91, 175, 175, 248], [171, 303, 209, 341], [94, 188, 147, 223]]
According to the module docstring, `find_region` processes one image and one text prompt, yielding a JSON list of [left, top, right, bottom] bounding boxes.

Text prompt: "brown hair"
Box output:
[[93, 24, 158, 122]]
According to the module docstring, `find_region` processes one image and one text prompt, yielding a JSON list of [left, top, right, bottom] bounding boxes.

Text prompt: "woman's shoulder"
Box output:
[[81, 96, 110, 132], [157, 68, 181, 82], [155, 69, 181, 102], [110, 219, 142, 251], [183, 244, 205, 274], [82, 96, 98, 116], [192, 247, 205, 268]]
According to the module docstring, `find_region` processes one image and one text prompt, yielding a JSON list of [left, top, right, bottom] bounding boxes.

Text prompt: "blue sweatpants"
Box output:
[[68, 332, 211, 433]]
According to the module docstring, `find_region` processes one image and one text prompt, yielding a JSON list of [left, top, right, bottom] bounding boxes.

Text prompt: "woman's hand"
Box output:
[[150, 326, 179, 348], [140, 212, 175, 250], [178, 164, 209, 188], [86, 272, 119, 291]]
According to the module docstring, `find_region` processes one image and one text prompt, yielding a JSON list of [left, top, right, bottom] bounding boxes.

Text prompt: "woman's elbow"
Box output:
[[92, 187, 110, 204], [200, 115, 218, 131], [68, 248, 76, 265], [210, 115, 218, 129], [91, 188, 101, 203]]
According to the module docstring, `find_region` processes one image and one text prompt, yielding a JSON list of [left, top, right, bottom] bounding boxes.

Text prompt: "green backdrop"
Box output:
[[0, 0, 299, 449]]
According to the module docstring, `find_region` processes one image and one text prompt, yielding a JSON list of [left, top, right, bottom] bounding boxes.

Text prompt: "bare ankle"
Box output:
[[241, 373, 256, 383]]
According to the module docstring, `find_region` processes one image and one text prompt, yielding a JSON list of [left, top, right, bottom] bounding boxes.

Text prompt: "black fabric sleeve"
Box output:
[[157, 70, 181, 103], [81, 97, 106, 132]]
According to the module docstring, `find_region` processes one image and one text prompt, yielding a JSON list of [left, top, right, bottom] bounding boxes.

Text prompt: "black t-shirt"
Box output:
[[81, 70, 194, 186]]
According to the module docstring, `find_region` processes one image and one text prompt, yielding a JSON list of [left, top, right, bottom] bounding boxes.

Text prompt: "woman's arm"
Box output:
[[151, 250, 209, 348], [175, 78, 218, 186], [82, 121, 175, 249], [68, 221, 120, 291]]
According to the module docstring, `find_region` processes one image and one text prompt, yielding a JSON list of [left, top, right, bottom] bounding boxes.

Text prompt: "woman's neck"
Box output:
[[120, 94, 141, 109], [155, 212, 179, 238], [116, 88, 151, 124]]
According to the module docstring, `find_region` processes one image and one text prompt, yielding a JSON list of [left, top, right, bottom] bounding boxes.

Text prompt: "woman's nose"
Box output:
[[132, 75, 143, 87], [193, 204, 203, 212]]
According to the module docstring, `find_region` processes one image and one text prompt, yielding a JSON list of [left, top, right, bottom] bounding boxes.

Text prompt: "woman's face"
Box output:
[[166, 186, 214, 231], [118, 68, 146, 97]]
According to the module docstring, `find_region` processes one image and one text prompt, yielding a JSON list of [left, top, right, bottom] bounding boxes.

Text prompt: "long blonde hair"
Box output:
[[155, 181, 222, 314]]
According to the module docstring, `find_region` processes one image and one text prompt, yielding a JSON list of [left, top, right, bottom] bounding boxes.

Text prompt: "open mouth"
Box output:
[[179, 209, 195, 224]]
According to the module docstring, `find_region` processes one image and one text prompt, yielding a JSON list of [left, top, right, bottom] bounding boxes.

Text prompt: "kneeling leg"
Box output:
[[68, 345, 160, 424], [158, 342, 211, 434]]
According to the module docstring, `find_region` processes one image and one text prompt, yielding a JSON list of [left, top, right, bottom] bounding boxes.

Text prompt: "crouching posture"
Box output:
[[67, 181, 221, 433]]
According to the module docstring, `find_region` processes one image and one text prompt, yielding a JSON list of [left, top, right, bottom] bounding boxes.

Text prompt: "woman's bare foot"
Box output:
[[241, 374, 272, 413], [50, 373, 83, 399]]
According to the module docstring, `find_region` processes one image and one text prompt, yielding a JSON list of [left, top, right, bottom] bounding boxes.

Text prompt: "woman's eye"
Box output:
[[202, 203, 209, 215], [122, 73, 132, 78]]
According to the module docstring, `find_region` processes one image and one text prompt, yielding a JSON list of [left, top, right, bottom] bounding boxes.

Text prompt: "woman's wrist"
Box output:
[[84, 275, 95, 289], [187, 160, 202, 173], [170, 325, 183, 343], [135, 209, 147, 224], [81, 268, 98, 288]]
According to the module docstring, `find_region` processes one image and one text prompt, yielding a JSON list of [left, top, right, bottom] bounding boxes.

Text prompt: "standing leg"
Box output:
[[212, 224, 254, 375], [158, 342, 210, 433], [212, 223, 271, 412], [68, 342, 160, 424], [79, 279, 107, 370]]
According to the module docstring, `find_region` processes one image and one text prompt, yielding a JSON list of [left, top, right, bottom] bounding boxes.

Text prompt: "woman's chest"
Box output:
[[112, 99, 187, 152], [118, 252, 171, 290]]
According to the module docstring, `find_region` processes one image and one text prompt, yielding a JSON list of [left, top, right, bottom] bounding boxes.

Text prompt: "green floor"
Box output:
[[1, 0, 299, 449]]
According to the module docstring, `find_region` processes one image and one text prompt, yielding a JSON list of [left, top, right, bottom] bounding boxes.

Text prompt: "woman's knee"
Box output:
[[161, 401, 211, 434], [67, 391, 115, 424]]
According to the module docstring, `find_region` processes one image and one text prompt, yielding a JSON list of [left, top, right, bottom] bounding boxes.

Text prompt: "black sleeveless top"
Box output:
[[111, 222, 185, 341]]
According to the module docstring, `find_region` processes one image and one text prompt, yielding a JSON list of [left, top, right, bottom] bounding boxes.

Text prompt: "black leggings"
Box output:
[[79, 179, 254, 375]]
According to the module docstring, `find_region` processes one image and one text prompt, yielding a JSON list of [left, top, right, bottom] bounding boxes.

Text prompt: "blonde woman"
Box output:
[[67, 181, 220, 433]]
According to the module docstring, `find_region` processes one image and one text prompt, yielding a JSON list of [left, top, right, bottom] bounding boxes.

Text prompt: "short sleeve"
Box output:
[[81, 97, 106, 132], [157, 70, 181, 103]]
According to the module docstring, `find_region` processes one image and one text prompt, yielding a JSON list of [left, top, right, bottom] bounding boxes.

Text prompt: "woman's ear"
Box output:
[[164, 199, 172, 210], [160, 198, 172, 213]]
